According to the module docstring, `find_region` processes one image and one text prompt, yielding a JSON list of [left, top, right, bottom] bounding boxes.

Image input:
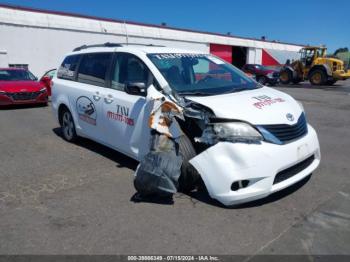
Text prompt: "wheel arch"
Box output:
[[309, 64, 332, 78], [58, 103, 70, 126]]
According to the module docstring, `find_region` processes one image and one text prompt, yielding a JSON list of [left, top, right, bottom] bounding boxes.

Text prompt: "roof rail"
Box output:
[[72, 42, 165, 51], [123, 43, 165, 47], [73, 42, 122, 51]]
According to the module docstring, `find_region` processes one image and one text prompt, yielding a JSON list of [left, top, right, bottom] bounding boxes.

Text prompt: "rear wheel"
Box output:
[[178, 134, 201, 192], [60, 109, 77, 142], [309, 69, 327, 85], [280, 70, 292, 84]]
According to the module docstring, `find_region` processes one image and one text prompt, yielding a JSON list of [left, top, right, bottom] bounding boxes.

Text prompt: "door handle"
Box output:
[[93, 91, 101, 101], [104, 94, 114, 104]]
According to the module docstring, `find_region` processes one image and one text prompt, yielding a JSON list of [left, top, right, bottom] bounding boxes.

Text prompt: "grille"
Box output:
[[262, 113, 308, 143], [7, 92, 41, 101], [273, 155, 315, 184]]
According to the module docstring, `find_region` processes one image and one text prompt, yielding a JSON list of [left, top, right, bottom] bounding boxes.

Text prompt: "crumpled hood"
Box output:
[[185, 87, 303, 125], [0, 81, 45, 93]]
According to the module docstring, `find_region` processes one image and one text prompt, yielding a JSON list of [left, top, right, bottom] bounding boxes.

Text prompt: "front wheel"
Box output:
[[60, 109, 77, 142], [309, 69, 326, 85], [280, 70, 292, 84]]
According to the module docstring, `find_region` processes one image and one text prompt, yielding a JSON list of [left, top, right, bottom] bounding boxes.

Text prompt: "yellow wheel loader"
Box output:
[[280, 46, 350, 85]]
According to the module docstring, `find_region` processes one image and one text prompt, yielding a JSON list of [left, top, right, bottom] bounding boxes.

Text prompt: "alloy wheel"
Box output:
[[62, 111, 74, 140]]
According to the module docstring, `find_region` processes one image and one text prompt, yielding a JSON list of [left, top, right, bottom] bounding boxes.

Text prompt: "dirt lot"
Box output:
[[0, 80, 350, 256]]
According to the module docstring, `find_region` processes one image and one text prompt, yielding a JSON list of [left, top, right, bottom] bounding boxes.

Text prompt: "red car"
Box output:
[[0, 68, 48, 106]]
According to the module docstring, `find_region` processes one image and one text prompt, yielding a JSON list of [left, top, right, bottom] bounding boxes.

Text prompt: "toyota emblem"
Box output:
[[286, 113, 294, 122]]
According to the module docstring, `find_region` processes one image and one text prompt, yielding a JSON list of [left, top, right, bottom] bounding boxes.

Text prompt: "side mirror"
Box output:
[[125, 82, 147, 96]]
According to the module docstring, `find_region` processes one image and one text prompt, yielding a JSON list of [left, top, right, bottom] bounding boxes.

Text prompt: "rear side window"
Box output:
[[57, 55, 81, 80], [77, 53, 112, 87]]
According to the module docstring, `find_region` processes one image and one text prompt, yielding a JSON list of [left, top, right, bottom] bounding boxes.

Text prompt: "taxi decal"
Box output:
[[107, 104, 134, 126]]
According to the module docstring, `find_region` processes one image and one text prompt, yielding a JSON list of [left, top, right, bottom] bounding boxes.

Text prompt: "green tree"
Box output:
[[334, 47, 349, 56]]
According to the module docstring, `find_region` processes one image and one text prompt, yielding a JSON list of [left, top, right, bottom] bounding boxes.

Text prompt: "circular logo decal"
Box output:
[[286, 113, 294, 122], [76, 96, 97, 125]]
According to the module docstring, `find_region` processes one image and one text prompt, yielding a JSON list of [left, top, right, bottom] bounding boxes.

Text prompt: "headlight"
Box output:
[[195, 122, 263, 144], [267, 72, 274, 78], [40, 87, 47, 92], [0, 91, 7, 95], [213, 122, 262, 140]]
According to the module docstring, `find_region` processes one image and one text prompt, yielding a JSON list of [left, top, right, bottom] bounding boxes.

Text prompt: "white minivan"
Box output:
[[52, 43, 321, 206]]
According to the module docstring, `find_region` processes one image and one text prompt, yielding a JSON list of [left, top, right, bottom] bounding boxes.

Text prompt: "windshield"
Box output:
[[147, 53, 259, 96], [0, 69, 36, 81]]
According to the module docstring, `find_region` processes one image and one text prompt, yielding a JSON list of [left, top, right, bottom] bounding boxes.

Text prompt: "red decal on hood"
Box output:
[[252, 95, 285, 109]]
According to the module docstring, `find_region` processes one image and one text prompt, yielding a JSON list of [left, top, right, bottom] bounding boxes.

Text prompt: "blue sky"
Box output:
[[2, 0, 349, 52]]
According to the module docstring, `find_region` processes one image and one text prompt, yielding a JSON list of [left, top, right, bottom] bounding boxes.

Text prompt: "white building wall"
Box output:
[[255, 48, 262, 64], [0, 7, 302, 51], [0, 6, 303, 76], [0, 50, 8, 67], [0, 24, 209, 76], [247, 47, 262, 64], [264, 49, 301, 64], [247, 48, 255, 64]]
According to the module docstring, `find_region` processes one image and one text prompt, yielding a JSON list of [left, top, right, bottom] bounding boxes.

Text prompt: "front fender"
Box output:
[[309, 64, 332, 77], [51, 91, 71, 124]]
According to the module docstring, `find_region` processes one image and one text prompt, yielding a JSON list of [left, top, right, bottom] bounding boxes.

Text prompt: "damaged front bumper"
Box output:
[[189, 124, 321, 206]]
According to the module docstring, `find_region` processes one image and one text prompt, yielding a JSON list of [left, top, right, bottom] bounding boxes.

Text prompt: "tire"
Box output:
[[60, 109, 78, 142], [257, 76, 267, 85], [280, 70, 292, 84], [178, 134, 200, 192], [309, 69, 326, 85]]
